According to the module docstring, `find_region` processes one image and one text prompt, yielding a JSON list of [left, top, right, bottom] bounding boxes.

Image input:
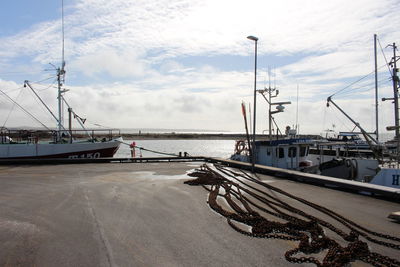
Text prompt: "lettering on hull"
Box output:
[[393, 174, 400, 186], [0, 146, 118, 159], [68, 152, 101, 159]]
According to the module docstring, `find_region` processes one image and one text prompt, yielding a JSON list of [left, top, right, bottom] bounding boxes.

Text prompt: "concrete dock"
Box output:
[[0, 162, 399, 266]]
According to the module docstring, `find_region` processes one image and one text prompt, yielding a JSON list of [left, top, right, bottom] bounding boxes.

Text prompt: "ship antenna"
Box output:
[[57, 0, 66, 139], [268, 66, 271, 89], [62, 0, 65, 72]]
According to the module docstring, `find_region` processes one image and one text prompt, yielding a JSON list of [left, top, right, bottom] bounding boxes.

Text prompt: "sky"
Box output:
[[0, 0, 399, 137]]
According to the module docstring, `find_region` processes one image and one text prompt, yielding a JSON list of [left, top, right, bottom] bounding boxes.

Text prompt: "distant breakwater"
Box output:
[[3, 129, 321, 141], [120, 133, 323, 140]]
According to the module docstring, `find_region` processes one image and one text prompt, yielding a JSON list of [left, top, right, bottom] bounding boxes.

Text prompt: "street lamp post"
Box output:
[[247, 35, 258, 172]]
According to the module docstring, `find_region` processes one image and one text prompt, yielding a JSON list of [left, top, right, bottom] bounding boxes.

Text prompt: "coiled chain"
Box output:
[[184, 164, 400, 267]]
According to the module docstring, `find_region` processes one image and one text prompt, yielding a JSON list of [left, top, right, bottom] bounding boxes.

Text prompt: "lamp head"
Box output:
[[247, 35, 258, 41]]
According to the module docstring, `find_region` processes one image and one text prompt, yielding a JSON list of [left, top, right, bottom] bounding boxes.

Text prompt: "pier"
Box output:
[[1, 156, 399, 200], [0, 159, 399, 266]]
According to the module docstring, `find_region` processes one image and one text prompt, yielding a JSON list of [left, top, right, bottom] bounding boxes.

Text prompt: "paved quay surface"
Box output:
[[0, 162, 399, 266]]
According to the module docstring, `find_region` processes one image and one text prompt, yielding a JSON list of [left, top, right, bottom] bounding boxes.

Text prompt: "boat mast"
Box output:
[[296, 84, 299, 134], [389, 43, 399, 138], [262, 67, 278, 140], [268, 81, 273, 140], [374, 34, 379, 141], [269, 67, 272, 140], [258, 84, 291, 140], [57, 0, 66, 139]]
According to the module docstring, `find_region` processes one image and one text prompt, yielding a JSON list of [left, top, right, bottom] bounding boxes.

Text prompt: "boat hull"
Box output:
[[368, 167, 400, 189], [0, 138, 122, 159]]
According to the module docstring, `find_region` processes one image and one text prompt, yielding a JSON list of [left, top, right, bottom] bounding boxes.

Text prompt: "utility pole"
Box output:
[[247, 35, 258, 172]]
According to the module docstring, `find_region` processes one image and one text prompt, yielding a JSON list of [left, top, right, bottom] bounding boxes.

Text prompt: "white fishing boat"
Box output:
[[0, 127, 122, 159], [230, 84, 313, 171], [303, 35, 400, 189], [0, 1, 122, 159], [231, 134, 314, 171]]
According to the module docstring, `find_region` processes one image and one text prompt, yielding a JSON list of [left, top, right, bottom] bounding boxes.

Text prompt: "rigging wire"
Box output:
[[26, 84, 56, 124], [1, 85, 25, 94], [327, 106, 355, 133], [0, 88, 50, 130], [329, 63, 388, 98], [2, 75, 57, 94], [377, 37, 393, 76], [1, 76, 58, 128], [334, 76, 392, 98], [36, 78, 58, 92], [2, 88, 24, 128], [29, 75, 58, 86], [325, 76, 392, 133]]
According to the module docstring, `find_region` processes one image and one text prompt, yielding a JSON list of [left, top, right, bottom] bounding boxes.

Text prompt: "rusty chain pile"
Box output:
[[184, 163, 400, 267]]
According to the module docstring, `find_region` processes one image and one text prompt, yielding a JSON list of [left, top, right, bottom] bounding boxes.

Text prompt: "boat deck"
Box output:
[[0, 161, 399, 266]]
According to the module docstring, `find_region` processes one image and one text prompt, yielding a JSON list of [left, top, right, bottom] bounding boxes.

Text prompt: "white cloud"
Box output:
[[0, 0, 399, 135], [71, 49, 149, 78]]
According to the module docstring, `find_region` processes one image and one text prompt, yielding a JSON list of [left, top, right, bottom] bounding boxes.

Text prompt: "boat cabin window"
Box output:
[[267, 148, 271, 156], [276, 147, 284, 158], [288, 147, 297, 158], [300, 146, 308, 157]]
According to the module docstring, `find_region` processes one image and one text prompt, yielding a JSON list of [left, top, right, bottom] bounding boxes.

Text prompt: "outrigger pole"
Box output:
[[326, 96, 378, 145], [24, 81, 70, 135], [326, 96, 385, 161], [24, 81, 59, 126]]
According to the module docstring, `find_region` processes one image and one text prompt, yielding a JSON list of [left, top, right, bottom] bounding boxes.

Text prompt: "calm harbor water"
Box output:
[[113, 132, 396, 159], [114, 139, 236, 159]]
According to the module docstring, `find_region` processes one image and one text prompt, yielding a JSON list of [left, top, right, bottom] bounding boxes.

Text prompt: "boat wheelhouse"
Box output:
[[231, 137, 313, 170], [254, 139, 312, 169]]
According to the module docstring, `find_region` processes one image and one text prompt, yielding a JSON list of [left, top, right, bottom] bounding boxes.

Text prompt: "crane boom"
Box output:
[[326, 96, 378, 144]]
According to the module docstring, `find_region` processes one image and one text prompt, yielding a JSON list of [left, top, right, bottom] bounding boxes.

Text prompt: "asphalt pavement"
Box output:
[[0, 162, 398, 266]]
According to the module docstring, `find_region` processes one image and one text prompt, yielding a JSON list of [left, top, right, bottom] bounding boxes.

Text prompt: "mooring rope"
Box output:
[[118, 140, 181, 157]]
